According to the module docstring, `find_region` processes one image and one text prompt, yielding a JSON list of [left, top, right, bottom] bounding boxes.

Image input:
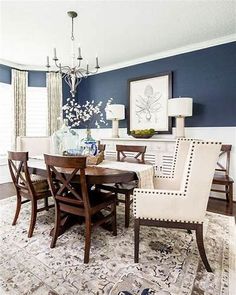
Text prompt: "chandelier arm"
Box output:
[[64, 75, 75, 96], [64, 74, 82, 97], [60, 72, 67, 78], [75, 73, 85, 79], [87, 68, 99, 75], [74, 78, 81, 88], [62, 67, 76, 76], [54, 60, 74, 73], [60, 65, 73, 73], [77, 59, 82, 68], [54, 59, 62, 69], [74, 67, 87, 76]]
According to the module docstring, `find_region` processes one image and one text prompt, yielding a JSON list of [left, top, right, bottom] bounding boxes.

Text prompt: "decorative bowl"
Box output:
[[130, 128, 155, 139], [131, 134, 154, 139]]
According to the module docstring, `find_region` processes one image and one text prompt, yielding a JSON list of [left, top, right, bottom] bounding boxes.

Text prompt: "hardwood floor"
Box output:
[[0, 182, 235, 218], [207, 197, 236, 217]]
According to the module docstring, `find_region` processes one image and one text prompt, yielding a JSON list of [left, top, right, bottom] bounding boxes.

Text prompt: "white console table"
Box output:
[[100, 137, 176, 176]]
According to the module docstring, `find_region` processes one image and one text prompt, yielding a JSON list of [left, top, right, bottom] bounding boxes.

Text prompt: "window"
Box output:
[[0, 82, 13, 156], [26, 87, 48, 136]]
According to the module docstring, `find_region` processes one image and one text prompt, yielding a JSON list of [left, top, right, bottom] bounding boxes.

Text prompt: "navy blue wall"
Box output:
[[70, 42, 236, 128], [1, 42, 236, 128], [28, 71, 46, 87], [0, 65, 46, 87], [0, 64, 11, 84]]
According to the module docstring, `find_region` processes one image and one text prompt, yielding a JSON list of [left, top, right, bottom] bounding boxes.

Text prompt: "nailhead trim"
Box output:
[[134, 141, 221, 220], [156, 138, 196, 180], [136, 217, 204, 224]]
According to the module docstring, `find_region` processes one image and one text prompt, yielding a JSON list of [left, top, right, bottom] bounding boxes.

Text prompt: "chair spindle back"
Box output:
[[98, 143, 106, 153], [44, 154, 91, 210], [8, 151, 35, 196], [116, 145, 146, 163], [215, 144, 232, 176]]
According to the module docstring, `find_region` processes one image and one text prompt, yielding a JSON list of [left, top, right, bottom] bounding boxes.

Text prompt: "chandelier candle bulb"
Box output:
[[53, 48, 57, 60], [78, 47, 82, 59], [96, 56, 99, 68], [46, 56, 50, 67]]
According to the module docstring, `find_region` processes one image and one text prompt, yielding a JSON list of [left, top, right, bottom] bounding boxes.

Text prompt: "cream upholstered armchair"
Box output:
[[133, 141, 221, 272], [155, 138, 194, 190], [16, 136, 51, 156]]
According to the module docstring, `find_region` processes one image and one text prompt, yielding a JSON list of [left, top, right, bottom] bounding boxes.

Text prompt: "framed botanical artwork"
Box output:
[[127, 72, 172, 134]]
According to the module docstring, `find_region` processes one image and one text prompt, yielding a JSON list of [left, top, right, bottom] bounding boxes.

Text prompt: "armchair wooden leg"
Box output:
[[84, 217, 92, 264], [226, 185, 230, 203], [125, 194, 131, 228], [134, 218, 140, 263], [12, 194, 22, 225], [112, 203, 117, 236], [28, 200, 37, 238], [195, 224, 212, 272], [44, 197, 49, 211], [228, 183, 233, 215], [116, 193, 119, 205], [50, 203, 61, 248]]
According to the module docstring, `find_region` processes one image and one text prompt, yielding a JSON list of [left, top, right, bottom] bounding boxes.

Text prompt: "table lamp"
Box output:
[[168, 97, 193, 138], [106, 104, 125, 138]]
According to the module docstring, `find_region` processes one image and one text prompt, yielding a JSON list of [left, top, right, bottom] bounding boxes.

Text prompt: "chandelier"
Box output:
[[46, 11, 100, 97]]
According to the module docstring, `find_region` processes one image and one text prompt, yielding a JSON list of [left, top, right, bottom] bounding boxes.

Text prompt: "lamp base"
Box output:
[[175, 117, 185, 138], [112, 119, 119, 138]]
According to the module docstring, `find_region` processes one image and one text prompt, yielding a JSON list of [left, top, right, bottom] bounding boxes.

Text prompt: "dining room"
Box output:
[[0, 1, 236, 294]]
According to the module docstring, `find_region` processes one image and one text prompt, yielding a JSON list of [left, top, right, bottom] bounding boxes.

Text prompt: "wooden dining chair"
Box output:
[[98, 143, 106, 153], [98, 144, 147, 227], [116, 144, 146, 163], [44, 154, 117, 263], [211, 144, 234, 214], [8, 151, 53, 237]]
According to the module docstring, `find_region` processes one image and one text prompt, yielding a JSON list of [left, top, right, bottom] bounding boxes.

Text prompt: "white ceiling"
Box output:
[[0, 0, 235, 70]]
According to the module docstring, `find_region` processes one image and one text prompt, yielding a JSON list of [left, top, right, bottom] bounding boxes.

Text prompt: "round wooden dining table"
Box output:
[[28, 158, 137, 184]]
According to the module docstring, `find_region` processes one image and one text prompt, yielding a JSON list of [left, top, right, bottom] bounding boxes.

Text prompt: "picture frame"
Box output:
[[127, 72, 172, 134]]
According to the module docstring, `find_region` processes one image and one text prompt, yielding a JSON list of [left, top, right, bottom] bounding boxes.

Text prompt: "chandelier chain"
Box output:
[[71, 17, 75, 41]]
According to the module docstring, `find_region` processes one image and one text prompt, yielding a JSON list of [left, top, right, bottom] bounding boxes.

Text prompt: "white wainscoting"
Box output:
[[1, 127, 235, 201], [75, 126, 236, 200]]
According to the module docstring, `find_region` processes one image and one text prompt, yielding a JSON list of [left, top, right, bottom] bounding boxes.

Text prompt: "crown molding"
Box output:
[[0, 34, 235, 72], [0, 59, 45, 71], [99, 34, 236, 74]]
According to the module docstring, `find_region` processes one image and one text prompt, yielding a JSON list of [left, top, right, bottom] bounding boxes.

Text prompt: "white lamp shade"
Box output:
[[106, 104, 125, 120], [168, 97, 193, 117]]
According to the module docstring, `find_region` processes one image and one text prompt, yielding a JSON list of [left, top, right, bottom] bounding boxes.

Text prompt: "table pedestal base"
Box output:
[[50, 213, 113, 237]]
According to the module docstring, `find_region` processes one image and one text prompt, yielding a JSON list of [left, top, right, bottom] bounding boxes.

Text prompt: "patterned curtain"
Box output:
[[12, 69, 28, 147], [47, 72, 62, 135]]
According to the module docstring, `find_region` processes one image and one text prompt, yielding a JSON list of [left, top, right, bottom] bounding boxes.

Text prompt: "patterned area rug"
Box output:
[[0, 196, 235, 295]]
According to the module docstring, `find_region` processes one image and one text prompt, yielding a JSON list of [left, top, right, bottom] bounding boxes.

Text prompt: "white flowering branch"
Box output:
[[62, 98, 113, 128]]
